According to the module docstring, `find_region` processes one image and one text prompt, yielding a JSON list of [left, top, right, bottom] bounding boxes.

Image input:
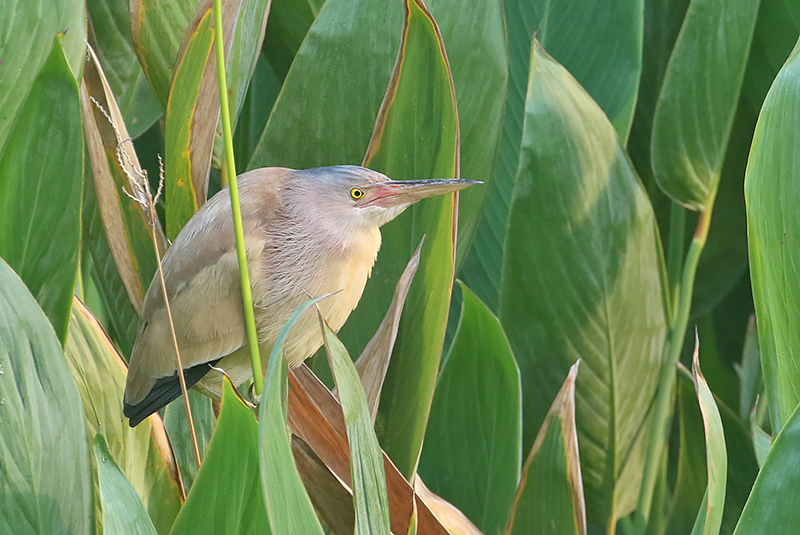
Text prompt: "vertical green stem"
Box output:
[[213, 0, 263, 396], [666, 202, 686, 318], [634, 189, 717, 529]]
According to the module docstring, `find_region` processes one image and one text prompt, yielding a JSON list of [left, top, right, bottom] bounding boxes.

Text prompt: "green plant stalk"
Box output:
[[666, 202, 686, 319], [213, 0, 263, 396], [634, 189, 717, 530]]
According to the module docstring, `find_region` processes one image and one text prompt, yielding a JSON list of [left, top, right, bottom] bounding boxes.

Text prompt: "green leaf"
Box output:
[[170, 377, 269, 535], [736, 316, 761, 425], [93, 434, 159, 535], [0, 0, 85, 149], [164, 6, 215, 238], [259, 298, 325, 535], [321, 320, 391, 535], [0, 258, 92, 534], [651, 0, 760, 210], [0, 36, 83, 345], [461, 0, 644, 310], [65, 298, 183, 534], [690, 340, 728, 535], [131, 0, 197, 108], [732, 401, 800, 533], [418, 282, 521, 535], [746, 36, 800, 432], [248, 0, 404, 170], [497, 40, 668, 526], [260, 0, 316, 80], [87, 0, 162, 138], [82, 44, 166, 319], [165, 0, 271, 238], [425, 0, 507, 264], [358, 0, 459, 479], [506, 362, 586, 535], [232, 54, 282, 173], [164, 390, 216, 493], [82, 160, 140, 356]]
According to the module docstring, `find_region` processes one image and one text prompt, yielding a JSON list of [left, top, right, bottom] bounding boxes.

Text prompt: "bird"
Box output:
[[123, 165, 478, 426]]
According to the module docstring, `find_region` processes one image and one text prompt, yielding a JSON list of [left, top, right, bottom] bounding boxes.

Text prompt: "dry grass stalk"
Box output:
[[90, 97, 202, 469]]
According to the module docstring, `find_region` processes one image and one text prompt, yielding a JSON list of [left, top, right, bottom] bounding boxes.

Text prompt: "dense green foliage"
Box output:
[[0, 0, 799, 534]]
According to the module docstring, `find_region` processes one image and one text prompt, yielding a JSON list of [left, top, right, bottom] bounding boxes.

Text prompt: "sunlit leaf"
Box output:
[[0, 258, 92, 534], [93, 434, 158, 535], [321, 319, 390, 535], [746, 36, 800, 431], [65, 298, 183, 534], [170, 378, 269, 535], [0, 0, 85, 148], [497, 39, 668, 526], [651, 0, 759, 210]]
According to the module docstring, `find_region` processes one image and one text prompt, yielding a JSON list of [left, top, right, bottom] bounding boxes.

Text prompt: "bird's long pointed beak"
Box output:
[[362, 179, 481, 208]]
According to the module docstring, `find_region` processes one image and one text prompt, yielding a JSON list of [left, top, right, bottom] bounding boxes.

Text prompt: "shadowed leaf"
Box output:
[[419, 282, 521, 535], [170, 377, 269, 535], [505, 362, 586, 535], [0, 36, 83, 344], [360, 0, 460, 479]]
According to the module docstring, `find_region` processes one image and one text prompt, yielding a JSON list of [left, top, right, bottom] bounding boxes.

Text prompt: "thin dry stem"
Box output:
[[90, 97, 201, 469]]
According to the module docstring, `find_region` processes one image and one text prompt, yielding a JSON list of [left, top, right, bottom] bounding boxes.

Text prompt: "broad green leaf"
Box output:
[[651, 0, 759, 210], [93, 434, 158, 535], [461, 0, 644, 310], [751, 423, 770, 469], [498, 40, 668, 525], [732, 401, 800, 533], [259, 298, 325, 535], [0, 258, 92, 534], [0, 36, 83, 344], [321, 320, 390, 535], [87, 0, 162, 138], [232, 54, 282, 173], [414, 478, 482, 535], [425, 0, 507, 264], [248, 0, 404, 170], [164, 390, 216, 493], [0, 0, 85, 149], [165, 6, 215, 238], [746, 37, 800, 431], [505, 362, 586, 535], [690, 340, 728, 535], [419, 282, 521, 535], [82, 44, 165, 318], [65, 298, 183, 534], [131, 0, 197, 108], [165, 0, 271, 238], [170, 377, 269, 535], [260, 0, 316, 80], [82, 163, 140, 356], [360, 0, 459, 479]]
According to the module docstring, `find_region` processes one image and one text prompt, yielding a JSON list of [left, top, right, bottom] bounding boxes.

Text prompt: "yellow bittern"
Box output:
[[123, 165, 477, 426]]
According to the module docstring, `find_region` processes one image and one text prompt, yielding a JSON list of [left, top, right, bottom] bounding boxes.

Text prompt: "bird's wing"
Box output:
[[124, 168, 290, 405]]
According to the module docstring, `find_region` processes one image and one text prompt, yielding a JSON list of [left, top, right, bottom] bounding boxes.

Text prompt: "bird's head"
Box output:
[[293, 165, 480, 230]]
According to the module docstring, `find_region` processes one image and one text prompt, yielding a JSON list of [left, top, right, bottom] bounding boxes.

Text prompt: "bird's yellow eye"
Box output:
[[350, 187, 364, 200]]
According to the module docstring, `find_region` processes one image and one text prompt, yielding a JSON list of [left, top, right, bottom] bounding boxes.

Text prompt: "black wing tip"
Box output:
[[123, 358, 223, 428]]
